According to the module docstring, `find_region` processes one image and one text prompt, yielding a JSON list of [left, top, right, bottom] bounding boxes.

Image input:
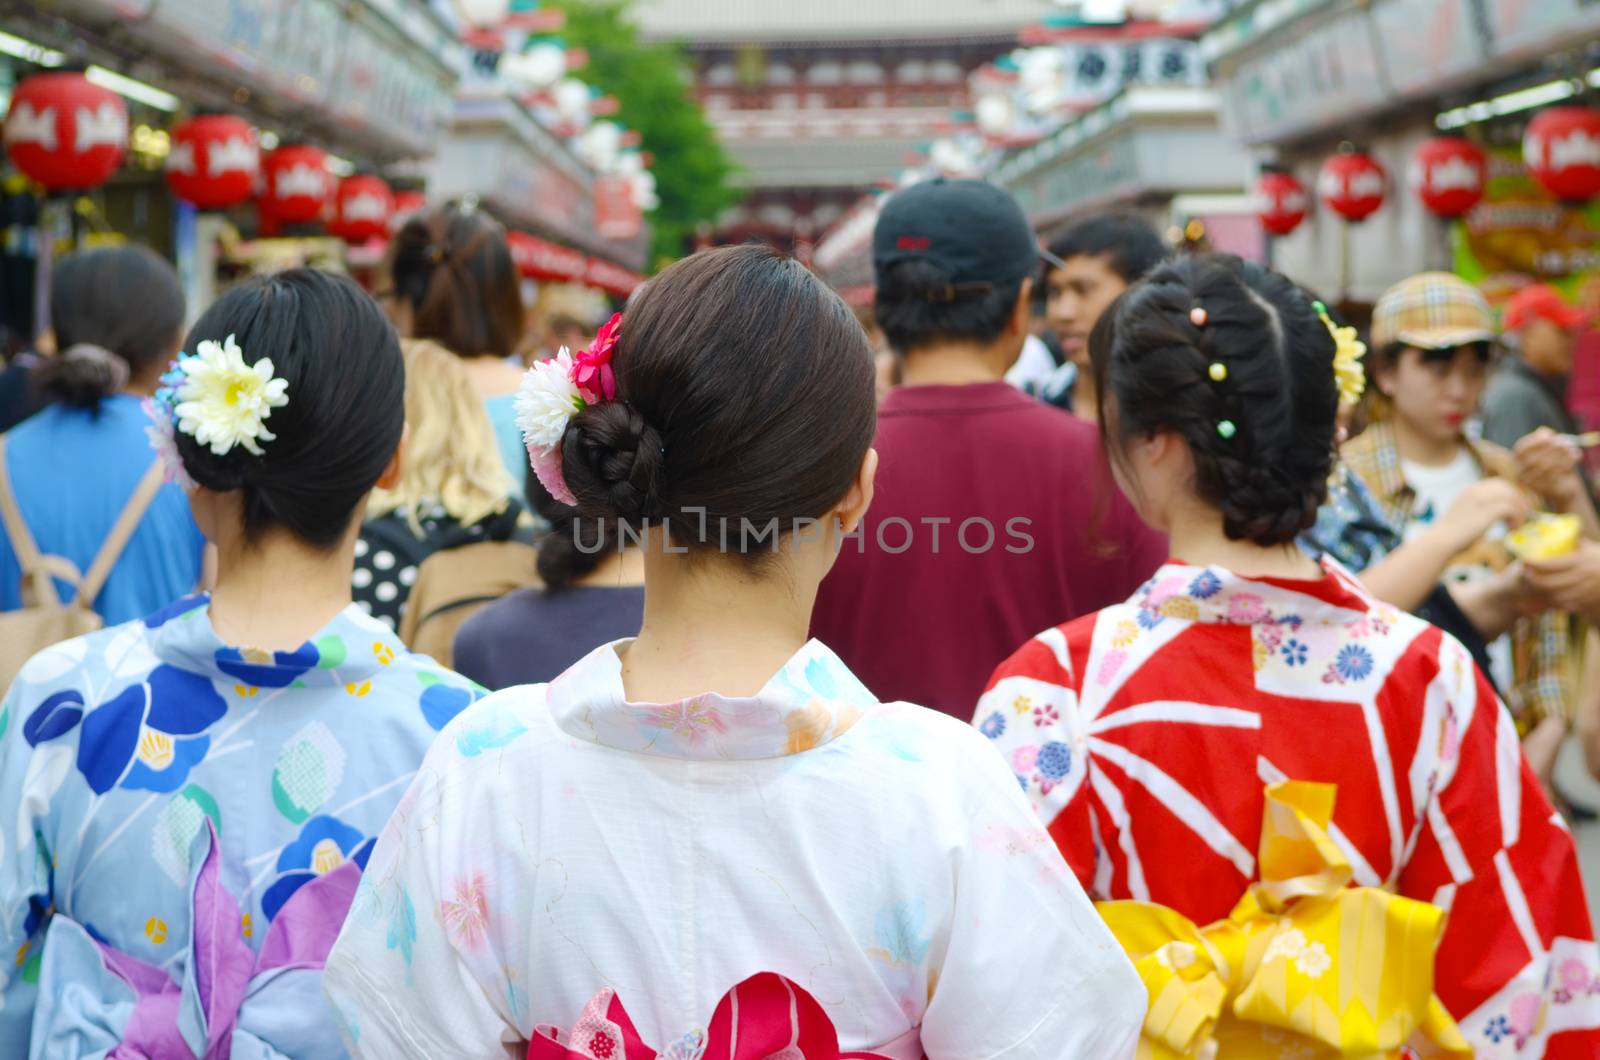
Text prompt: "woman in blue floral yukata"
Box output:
[[0, 268, 483, 1058]]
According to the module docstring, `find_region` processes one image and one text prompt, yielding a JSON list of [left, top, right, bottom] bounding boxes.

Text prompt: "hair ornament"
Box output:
[[515, 312, 624, 506], [1217, 419, 1238, 440], [1313, 300, 1368, 405], [1189, 306, 1208, 327], [144, 334, 290, 486], [1208, 362, 1228, 383]]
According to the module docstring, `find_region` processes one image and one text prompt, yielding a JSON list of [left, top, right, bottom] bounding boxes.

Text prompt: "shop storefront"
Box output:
[[1205, 0, 1600, 306]]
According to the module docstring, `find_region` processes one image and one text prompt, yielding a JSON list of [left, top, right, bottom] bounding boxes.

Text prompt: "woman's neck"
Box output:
[[207, 530, 356, 651], [572, 545, 646, 589], [459, 355, 524, 398], [1390, 417, 1464, 467], [1166, 506, 1321, 581], [621, 551, 815, 703]]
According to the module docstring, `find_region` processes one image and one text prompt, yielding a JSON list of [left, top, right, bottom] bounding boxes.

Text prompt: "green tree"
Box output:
[[550, 0, 739, 266]]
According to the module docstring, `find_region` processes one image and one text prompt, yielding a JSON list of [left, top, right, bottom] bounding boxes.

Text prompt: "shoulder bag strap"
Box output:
[[0, 434, 74, 608], [77, 460, 167, 608]]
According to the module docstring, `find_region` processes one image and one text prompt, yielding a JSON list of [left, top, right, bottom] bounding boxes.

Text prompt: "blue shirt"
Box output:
[[0, 396, 204, 624], [484, 393, 527, 486]]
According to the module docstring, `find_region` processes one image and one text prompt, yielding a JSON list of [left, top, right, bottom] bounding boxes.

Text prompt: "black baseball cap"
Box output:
[[872, 179, 1058, 293]]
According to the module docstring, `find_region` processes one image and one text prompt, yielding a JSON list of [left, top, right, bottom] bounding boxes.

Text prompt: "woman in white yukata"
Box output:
[[324, 244, 1145, 1058]]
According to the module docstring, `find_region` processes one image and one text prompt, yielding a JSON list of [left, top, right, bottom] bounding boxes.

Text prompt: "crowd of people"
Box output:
[[0, 181, 1597, 1058]]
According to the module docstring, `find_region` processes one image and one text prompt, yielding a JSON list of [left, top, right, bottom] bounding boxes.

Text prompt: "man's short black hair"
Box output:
[[873, 259, 1025, 355], [1046, 214, 1167, 284]]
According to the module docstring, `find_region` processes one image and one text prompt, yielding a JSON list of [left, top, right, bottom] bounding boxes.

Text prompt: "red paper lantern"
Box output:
[[1318, 152, 1387, 222], [165, 115, 257, 210], [1256, 172, 1308, 236], [390, 190, 427, 233], [3, 71, 127, 191], [1410, 137, 1486, 217], [261, 144, 333, 225], [1523, 106, 1600, 203], [330, 175, 393, 243]]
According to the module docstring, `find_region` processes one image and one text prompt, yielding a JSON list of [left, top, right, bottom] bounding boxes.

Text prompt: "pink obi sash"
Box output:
[[528, 972, 924, 1060]]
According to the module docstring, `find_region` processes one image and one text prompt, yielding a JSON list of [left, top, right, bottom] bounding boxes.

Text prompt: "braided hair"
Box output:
[[1090, 254, 1338, 547]]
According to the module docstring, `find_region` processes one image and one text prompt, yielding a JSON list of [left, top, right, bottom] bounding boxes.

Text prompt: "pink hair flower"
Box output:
[[571, 312, 621, 403]]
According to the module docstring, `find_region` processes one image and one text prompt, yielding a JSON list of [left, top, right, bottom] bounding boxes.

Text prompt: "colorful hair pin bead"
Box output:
[[1189, 306, 1208, 327], [1217, 420, 1238, 440], [1208, 362, 1228, 383]]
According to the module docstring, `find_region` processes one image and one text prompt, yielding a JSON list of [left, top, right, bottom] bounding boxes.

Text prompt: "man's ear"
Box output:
[[1010, 276, 1035, 336]]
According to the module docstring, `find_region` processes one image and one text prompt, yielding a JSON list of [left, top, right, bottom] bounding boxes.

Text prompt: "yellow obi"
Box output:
[[1097, 781, 1471, 1059]]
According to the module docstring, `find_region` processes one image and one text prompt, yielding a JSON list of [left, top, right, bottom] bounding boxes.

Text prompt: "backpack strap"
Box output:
[[0, 434, 76, 607], [78, 460, 166, 607]]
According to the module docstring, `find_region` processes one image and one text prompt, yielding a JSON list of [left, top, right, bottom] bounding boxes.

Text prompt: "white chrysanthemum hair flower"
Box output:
[[515, 349, 585, 454], [171, 334, 290, 457]]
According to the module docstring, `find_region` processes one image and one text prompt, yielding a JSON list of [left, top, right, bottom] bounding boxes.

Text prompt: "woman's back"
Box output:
[[0, 595, 481, 1054], [0, 396, 203, 623], [326, 638, 1140, 1057]]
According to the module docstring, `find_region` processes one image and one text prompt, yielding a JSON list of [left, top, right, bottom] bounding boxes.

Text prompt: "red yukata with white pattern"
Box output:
[[974, 557, 1600, 1059]]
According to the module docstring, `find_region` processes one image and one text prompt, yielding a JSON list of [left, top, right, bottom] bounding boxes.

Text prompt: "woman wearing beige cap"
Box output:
[[1343, 272, 1593, 777]]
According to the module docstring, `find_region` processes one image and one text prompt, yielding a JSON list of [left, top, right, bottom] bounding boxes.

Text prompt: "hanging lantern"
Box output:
[[329, 175, 393, 243], [1318, 151, 1386, 222], [1410, 137, 1486, 217], [165, 114, 257, 210], [3, 71, 127, 191], [1256, 172, 1308, 236], [261, 144, 333, 225], [390, 190, 427, 233], [1523, 106, 1600, 203]]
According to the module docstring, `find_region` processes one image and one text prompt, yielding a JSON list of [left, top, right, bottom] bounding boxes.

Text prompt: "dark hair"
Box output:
[[561, 244, 875, 559], [390, 203, 524, 358], [873, 259, 1025, 354], [40, 245, 185, 410], [176, 269, 406, 550], [1047, 214, 1167, 284], [1091, 254, 1338, 547], [526, 463, 611, 590]]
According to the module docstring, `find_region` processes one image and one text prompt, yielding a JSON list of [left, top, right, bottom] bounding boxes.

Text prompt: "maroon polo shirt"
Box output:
[[810, 381, 1167, 718]]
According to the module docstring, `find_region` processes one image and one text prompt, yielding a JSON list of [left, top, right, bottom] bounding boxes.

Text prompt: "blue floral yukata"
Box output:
[[0, 594, 483, 1057]]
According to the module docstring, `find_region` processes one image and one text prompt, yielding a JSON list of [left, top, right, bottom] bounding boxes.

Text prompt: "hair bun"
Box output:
[[1213, 453, 1322, 546], [563, 401, 665, 523]]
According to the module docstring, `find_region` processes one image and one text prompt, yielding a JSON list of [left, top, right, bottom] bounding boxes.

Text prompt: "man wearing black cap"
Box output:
[[810, 179, 1166, 718]]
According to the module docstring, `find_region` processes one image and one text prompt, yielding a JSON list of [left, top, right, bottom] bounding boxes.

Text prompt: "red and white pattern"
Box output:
[[975, 558, 1600, 1059]]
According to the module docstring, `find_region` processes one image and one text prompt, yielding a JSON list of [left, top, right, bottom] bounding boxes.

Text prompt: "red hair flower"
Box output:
[[571, 313, 621, 403]]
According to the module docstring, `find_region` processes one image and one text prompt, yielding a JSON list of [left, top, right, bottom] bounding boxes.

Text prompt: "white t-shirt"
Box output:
[[1400, 449, 1514, 689]]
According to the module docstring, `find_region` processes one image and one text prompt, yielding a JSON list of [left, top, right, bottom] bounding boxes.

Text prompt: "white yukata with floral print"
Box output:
[[324, 638, 1145, 1058]]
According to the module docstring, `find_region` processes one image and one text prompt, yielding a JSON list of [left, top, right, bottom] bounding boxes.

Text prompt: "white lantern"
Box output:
[[454, 0, 509, 28], [975, 94, 1015, 137], [502, 42, 567, 89], [553, 78, 592, 128]]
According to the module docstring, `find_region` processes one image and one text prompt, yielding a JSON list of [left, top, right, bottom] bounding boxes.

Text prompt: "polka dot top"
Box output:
[[353, 502, 524, 631]]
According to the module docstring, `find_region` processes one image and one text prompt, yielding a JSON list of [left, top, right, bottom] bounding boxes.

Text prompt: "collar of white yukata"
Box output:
[[144, 593, 411, 691], [546, 638, 880, 761], [1130, 556, 1381, 630]]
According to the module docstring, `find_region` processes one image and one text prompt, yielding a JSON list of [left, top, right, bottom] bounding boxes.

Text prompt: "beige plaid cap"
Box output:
[[1370, 272, 1496, 350]]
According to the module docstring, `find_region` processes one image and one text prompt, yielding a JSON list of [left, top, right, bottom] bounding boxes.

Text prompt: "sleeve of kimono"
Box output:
[[1398, 632, 1600, 1057], [972, 627, 1099, 893], [920, 724, 1145, 1060], [0, 677, 60, 1058], [323, 753, 521, 1059]]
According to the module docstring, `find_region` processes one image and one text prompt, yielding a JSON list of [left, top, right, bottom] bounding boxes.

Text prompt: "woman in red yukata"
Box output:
[[976, 253, 1600, 1059]]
